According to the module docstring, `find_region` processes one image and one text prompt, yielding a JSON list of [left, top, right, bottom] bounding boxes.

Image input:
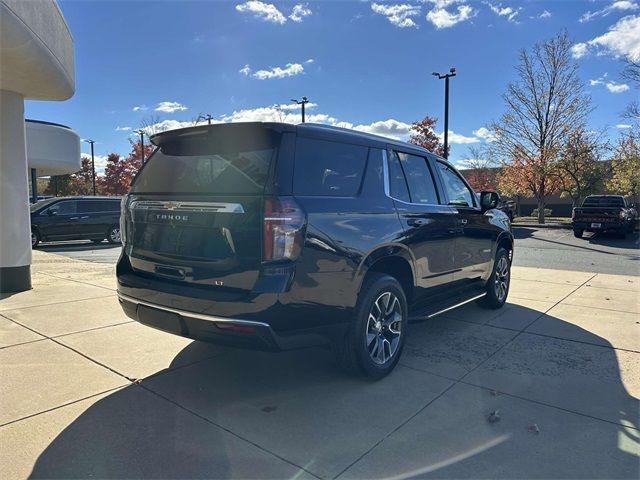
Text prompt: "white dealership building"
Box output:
[[1, 0, 78, 292]]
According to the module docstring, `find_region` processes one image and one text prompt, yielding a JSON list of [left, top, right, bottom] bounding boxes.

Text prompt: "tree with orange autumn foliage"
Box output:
[[409, 116, 447, 157]]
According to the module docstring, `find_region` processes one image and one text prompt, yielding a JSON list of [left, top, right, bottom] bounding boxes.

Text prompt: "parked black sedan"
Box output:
[[30, 196, 122, 247]]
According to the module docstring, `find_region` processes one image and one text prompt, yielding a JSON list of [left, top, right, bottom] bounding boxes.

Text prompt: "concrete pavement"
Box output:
[[0, 250, 638, 479]]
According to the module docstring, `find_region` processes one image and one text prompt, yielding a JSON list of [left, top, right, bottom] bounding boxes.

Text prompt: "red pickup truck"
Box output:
[[572, 195, 637, 238]]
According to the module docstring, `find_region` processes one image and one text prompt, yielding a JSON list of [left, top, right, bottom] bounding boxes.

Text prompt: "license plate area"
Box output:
[[137, 304, 185, 335], [591, 223, 601, 228]]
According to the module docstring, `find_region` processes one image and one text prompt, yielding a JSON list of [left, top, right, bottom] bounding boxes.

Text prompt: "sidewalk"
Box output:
[[1, 250, 638, 479]]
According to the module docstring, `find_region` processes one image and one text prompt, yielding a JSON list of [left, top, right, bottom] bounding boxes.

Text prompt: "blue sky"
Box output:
[[25, 1, 640, 170]]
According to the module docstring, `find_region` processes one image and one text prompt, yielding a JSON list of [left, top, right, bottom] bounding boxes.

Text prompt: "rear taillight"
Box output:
[[263, 196, 307, 262], [120, 194, 129, 245]]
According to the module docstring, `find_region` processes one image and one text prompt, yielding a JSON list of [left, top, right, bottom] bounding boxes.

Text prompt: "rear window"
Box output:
[[79, 200, 120, 213], [132, 125, 280, 194], [582, 196, 625, 207], [293, 137, 368, 196]]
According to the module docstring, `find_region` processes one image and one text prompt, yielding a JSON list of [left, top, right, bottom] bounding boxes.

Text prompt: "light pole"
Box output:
[[196, 114, 213, 125], [432, 67, 456, 159], [291, 96, 309, 123], [136, 130, 145, 164], [84, 139, 96, 195]]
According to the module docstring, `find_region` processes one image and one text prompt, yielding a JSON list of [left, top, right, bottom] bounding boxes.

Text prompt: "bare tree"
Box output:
[[138, 114, 164, 136], [489, 32, 592, 223], [621, 59, 640, 122]]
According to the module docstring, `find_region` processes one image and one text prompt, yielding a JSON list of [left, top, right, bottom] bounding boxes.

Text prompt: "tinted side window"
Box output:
[[396, 152, 439, 204], [51, 201, 77, 215], [293, 138, 368, 196], [437, 162, 475, 207], [387, 151, 410, 203]]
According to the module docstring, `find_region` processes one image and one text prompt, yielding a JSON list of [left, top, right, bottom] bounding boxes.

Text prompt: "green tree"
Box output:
[[607, 129, 640, 203]]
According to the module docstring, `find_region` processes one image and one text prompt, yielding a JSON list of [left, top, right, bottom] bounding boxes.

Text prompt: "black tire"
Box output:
[[477, 247, 511, 310], [573, 228, 583, 239], [31, 230, 40, 248], [334, 273, 408, 380], [106, 225, 121, 244], [91, 239, 104, 244]]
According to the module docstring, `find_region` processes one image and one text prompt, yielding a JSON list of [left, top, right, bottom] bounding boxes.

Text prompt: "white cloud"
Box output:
[[289, 3, 312, 22], [606, 81, 630, 92], [572, 15, 640, 61], [239, 64, 252, 76], [589, 74, 630, 93], [277, 102, 318, 110], [473, 127, 497, 142], [251, 62, 306, 80], [132, 105, 148, 112], [539, 10, 551, 19], [235, 1, 287, 24], [115, 126, 132, 131], [425, 1, 476, 29], [571, 42, 589, 59], [579, 1, 638, 23], [437, 130, 480, 144], [140, 119, 203, 137], [155, 101, 188, 113], [353, 119, 412, 139], [616, 123, 633, 128], [484, 2, 521, 22], [371, 3, 421, 28], [81, 153, 109, 174]]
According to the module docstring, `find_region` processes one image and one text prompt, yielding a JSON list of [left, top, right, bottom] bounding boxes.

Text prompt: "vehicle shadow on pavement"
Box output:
[[29, 306, 639, 479]]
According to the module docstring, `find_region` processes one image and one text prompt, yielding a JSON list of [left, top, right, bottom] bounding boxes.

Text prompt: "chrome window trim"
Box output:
[[130, 200, 245, 214], [382, 150, 457, 214], [117, 293, 270, 328]]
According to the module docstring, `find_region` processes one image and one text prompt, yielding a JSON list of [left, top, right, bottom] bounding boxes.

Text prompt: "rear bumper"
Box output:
[[572, 221, 626, 231], [118, 293, 337, 351]]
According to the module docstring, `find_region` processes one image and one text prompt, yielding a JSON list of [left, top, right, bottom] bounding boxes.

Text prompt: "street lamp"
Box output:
[[432, 67, 457, 159], [291, 96, 309, 123], [83, 139, 96, 195], [196, 114, 213, 125], [135, 130, 145, 164]]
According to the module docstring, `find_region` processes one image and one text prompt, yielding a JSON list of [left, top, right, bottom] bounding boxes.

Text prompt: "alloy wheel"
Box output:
[[494, 256, 509, 302], [31, 232, 37, 247], [366, 291, 403, 365], [109, 227, 121, 243]]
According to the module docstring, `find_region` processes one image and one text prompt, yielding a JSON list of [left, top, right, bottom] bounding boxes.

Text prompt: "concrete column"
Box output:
[[0, 89, 31, 292]]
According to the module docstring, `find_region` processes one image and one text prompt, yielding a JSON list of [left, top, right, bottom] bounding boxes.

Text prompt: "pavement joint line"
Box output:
[[457, 379, 640, 432], [0, 310, 135, 343], [0, 385, 127, 429], [332, 374, 459, 480], [36, 271, 116, 293], [0, 337, 47, 350], [452, 272, 599, 392], [554, 301, 639, 316], [516, 330, 640, 354], [0, 293, 116, 313], [138, 383, 324, 480]]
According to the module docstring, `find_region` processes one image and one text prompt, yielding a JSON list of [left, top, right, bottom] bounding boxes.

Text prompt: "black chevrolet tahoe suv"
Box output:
[[30, 196, 122, 247], [117, 122, 513, 378]]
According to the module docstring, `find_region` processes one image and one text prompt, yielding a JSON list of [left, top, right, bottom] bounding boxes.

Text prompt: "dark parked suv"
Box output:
[[117, 123, 513, 378], [30, 196, 122, 247]]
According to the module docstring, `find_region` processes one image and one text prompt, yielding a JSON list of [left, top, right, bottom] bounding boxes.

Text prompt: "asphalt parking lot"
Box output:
[[39, 226, 640, 275], [1, 235, 639, 478]]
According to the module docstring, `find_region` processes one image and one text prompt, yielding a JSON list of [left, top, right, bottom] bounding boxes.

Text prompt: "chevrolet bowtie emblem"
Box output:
[[165, 201, 178, 210]]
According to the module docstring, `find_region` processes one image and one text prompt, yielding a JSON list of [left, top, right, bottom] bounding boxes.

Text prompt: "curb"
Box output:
[[512, 222, 572, 229]]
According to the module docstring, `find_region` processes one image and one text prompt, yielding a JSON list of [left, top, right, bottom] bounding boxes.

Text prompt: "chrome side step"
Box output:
[[408, 291, 487, 321]]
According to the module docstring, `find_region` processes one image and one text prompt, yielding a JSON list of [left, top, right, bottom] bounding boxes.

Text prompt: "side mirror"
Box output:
[[480, 191, 500, 212]]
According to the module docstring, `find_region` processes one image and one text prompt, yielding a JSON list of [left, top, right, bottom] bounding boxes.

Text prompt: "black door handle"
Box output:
[[407, 218, 428, 227]]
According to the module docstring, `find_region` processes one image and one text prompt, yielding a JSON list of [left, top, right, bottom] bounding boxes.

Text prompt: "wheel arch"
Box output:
[[355, 245, 416, 304]]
